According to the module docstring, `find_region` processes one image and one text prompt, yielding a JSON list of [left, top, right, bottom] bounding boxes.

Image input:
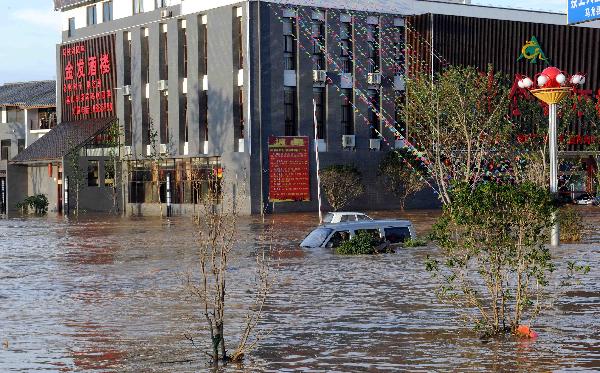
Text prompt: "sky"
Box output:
[[0, 0, 566, 85]]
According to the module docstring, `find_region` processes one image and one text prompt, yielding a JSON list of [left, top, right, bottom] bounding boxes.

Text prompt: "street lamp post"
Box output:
[[517, 67, 586, 247]]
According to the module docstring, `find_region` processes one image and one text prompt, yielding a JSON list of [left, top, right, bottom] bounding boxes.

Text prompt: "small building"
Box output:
[[0, 81, 56, 214]]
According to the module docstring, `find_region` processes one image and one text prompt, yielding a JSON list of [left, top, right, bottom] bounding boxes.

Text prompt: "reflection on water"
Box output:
[[0, 209, 598, 372]]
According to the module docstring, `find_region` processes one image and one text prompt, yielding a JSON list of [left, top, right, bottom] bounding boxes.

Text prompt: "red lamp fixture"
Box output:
[[517, 67, 585, 105]]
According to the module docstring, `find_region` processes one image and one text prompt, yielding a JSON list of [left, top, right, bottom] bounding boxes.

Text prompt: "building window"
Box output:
[[368, 89, 380, 139], [86, 5, 97, 26], [17, 139, 25, 154], [160, 94, 169, 145], [200, 21, 208, 75], [105, 160, 115, 187], [155, 0, 166, 8], [1, 140, 10, 160], [103, 1, 113, 22], [283, 17, 296, 70], [393, 24, 405, 75], [341, 89, 353, 135], [311, 20, 325, 70], [284, 87, 297, 136], [124, 97, 132, 146], [313, 88, 325, 139], [68, 17, 75, 37], [124, 32, 132, 86], [160, 26, 168, 80], [235, 88, 244, 146], [133, 0, 143, 14], [395, 91, 406, 138], [340, 22, 353, 73], [183, 99, 188, 143], [237, 15, 243, 69], [37, 108, 56, 130], [200, 91, 208, 144], [141, 30, 149, 84], [88, 160, 99, 186], [181, 23, 188, 78], [367, 23, 380, 73]]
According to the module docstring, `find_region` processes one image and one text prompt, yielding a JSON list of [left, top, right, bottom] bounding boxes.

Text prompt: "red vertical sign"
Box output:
[[268, 136, 310, 202], [60, 34, 116, 122]]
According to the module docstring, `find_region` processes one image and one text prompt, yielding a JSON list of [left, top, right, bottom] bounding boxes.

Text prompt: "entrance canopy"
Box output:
[[10, 117, 116, 164]]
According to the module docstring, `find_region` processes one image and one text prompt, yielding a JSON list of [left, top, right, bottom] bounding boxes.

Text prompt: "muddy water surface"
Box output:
[[0, 209, 598, 372]]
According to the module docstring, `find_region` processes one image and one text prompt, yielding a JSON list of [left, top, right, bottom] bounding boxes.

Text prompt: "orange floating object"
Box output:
[[516, 325, 538, 339]]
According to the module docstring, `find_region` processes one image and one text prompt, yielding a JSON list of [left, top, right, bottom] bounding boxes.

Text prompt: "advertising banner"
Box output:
[[60, 34, 116, 122], [268, 136, 310, 202], [568, 0, 600, 24]]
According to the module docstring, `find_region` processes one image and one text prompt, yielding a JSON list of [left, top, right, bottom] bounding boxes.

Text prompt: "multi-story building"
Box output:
[[0, 81, 56, 214], [10, 0, 600, 215]]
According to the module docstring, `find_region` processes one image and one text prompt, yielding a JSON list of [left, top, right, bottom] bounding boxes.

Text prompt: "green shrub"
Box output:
[[403, 238, 427, 247], [336, 231, 379, 255], [16, 194, 49, 215], [558, 205, 583, 242], [320, 165, 364, 211]]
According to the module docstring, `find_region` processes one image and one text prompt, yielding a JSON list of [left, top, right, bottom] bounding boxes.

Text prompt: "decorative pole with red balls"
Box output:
[[517, 67, 586, 247]]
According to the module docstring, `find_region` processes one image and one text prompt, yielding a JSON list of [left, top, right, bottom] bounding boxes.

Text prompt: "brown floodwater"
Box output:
[[0, 208, 598, 372]]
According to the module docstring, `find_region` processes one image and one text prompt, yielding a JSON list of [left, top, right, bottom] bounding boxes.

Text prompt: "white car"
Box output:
[[322, 212, 373, 224]]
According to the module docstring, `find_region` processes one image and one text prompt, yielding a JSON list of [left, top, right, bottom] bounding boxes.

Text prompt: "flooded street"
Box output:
[[0, 209, 598, 372]]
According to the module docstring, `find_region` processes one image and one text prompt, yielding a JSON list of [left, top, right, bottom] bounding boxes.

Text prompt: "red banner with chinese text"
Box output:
[[60, 34, 116, 122], [268, 136, 310, 202]]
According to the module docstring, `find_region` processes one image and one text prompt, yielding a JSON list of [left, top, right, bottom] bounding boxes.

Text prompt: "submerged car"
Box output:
[[322, 212, 373, 224], [574, 193, 598, 205], [301, 220, 415, 249]]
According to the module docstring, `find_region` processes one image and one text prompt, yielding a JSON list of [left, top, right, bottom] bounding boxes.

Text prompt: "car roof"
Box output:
[[321, 219, 412, 230], [328, 212, 368, 215]]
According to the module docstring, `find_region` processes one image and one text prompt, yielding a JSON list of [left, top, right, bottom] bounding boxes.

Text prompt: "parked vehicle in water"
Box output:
[[322, 212, 373, 224], [301, 220, 415, 249], [573, 193, 599, 205]]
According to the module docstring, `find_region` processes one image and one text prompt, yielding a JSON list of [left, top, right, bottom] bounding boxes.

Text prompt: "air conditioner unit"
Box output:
[[313, 70, 327, 83], [122, 85, 131, 96], [369, 138, 381, 150], [160, 10, 172, 18], [368, 72, 382, 85], [158, 80, 168, 91], [342, 134, 355, 148]]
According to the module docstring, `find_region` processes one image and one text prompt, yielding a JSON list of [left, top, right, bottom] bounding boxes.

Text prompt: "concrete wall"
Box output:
[[27, 164, 60, 212]]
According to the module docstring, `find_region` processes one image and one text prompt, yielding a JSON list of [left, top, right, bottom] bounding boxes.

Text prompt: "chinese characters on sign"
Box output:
[[60, 35, 116, 121], [568, 0, 600, 24], [268, 136, 310, 202]]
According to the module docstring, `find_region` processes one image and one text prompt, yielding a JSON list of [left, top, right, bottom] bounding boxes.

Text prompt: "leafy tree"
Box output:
[[428, 181, 556, 336], [403, 65, 511, 205], [378, 149, 427, 211], [319, 165, 364, 211]]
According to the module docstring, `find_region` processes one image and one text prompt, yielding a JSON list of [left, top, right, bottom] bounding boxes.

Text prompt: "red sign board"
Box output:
[[60, 34, 116, 122], [269, 136, 310, 202]]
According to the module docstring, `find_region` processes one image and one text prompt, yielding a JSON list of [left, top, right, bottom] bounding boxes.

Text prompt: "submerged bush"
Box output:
[[336, 231, 383, 255], [558, 205, 583, 242], [16, 194, 49, 215]]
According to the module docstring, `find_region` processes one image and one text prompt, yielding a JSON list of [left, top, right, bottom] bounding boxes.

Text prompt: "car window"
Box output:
[[384, 227, 411, 244], [323, 213, 334, 223], [356, 229, 382, 242], [340, 215, 352, 222], [301, 228, 333, 248], [357, 214, 369, 221], [326, 230, 351, 248]]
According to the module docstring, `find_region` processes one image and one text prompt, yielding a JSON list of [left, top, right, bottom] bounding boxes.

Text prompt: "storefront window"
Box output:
[[127, 157, 221, 204]]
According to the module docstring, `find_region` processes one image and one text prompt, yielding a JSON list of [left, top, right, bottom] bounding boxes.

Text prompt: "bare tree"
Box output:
[[186, 172, 271, 367]]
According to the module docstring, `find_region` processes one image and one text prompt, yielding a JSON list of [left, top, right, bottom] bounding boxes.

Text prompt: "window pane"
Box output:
[[88, 161, 99, 186]]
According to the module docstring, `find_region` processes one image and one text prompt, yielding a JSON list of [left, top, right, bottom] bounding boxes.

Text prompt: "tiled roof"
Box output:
[[11, 117, 116, 163], [0, 81, 56, 108]]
